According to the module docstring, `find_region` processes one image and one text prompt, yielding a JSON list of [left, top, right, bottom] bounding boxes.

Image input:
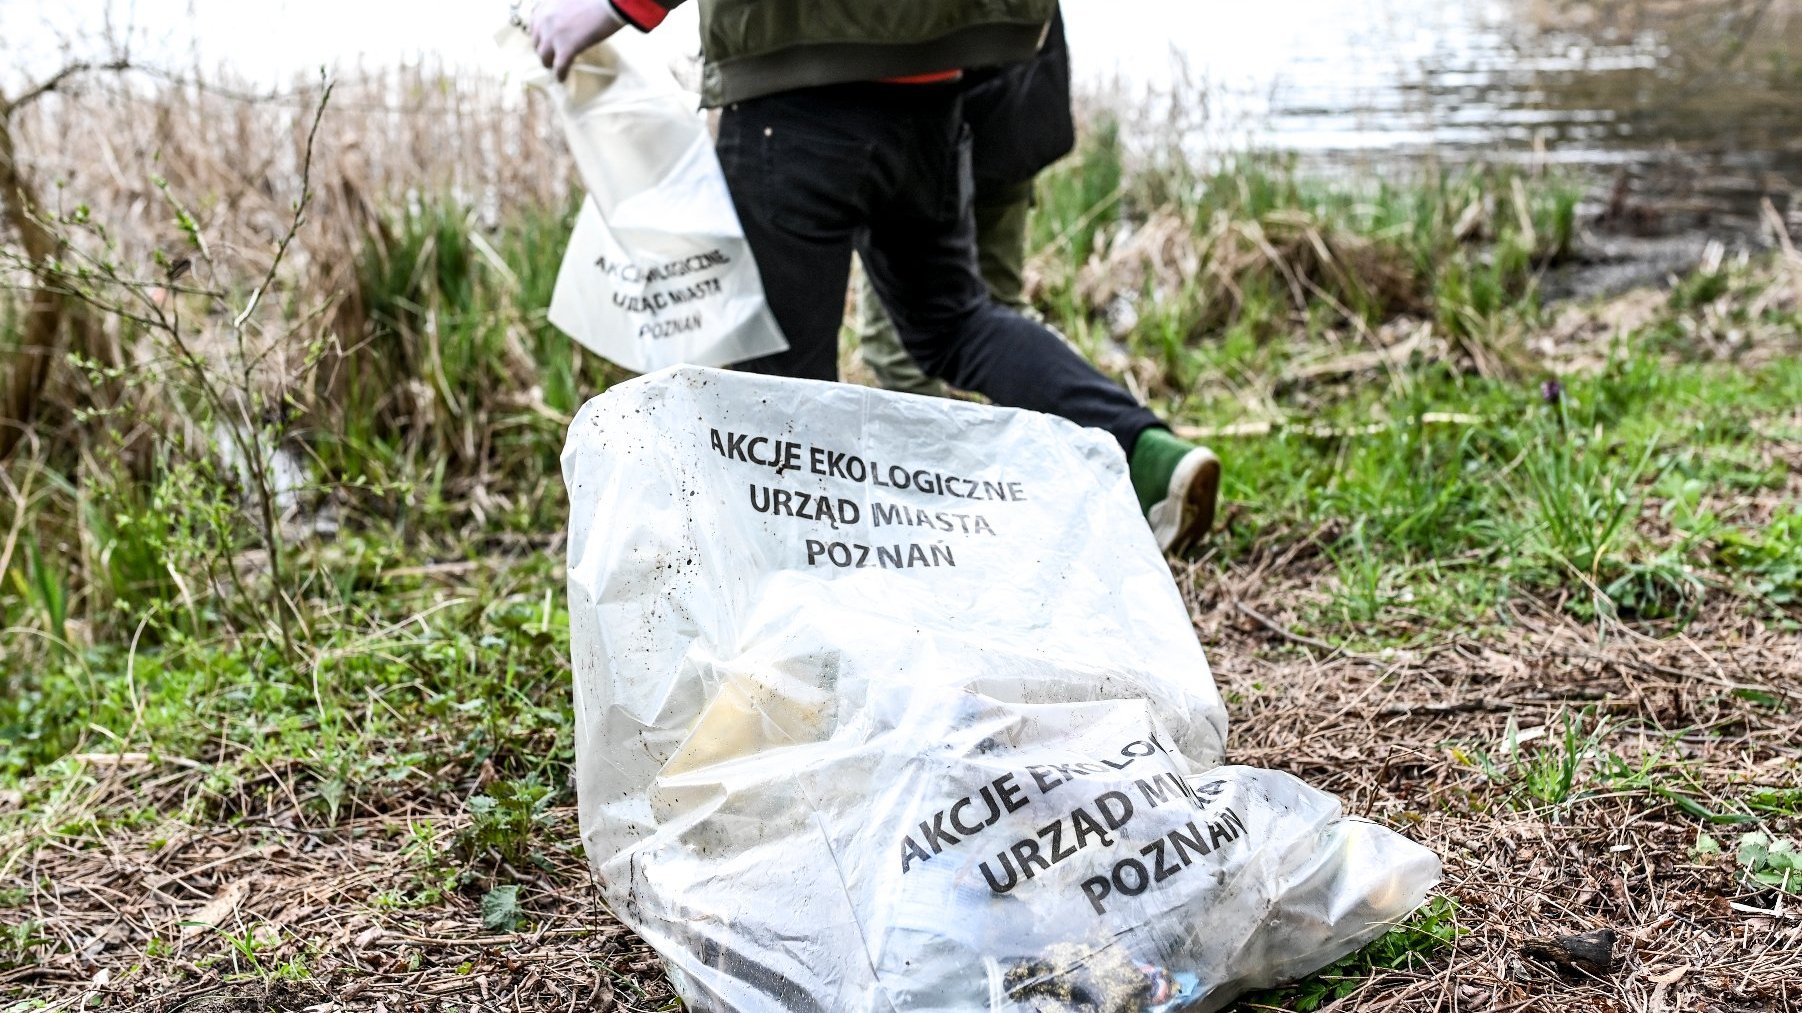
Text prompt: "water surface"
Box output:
[[7, 0, 1800, 266]]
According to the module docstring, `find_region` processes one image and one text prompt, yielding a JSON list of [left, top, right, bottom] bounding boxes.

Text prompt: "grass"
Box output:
[[3, 69, 1802, 1011], [1242, 897, 1464, 1011], [1462, 709, 1616, 811], [1199, 336, 1802, 642]]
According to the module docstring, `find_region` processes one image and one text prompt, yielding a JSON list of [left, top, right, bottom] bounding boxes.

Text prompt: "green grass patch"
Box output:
[[7, 158, 1795, 808], [1695, 831, 1802, 895], [1241, 895, 1462, 1010], [0, 562, 574, 812], [1189, 327, 1799, 642], [2, 146, 1797, 1005]]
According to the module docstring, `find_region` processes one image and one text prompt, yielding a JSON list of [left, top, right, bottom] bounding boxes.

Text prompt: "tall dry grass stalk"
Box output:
[[14, 62, 571, 271], [2, 62, 575, 451]]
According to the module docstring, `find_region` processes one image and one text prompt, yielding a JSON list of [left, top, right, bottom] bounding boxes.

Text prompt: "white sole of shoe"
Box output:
[[1148, 446, 1221, 554]]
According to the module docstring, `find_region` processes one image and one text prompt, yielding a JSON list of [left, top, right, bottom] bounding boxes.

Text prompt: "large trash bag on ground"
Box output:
[[563, 366, 1440, 1013]]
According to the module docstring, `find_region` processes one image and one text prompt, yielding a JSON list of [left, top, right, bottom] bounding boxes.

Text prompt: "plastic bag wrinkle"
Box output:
[[563, 367, 1438, 1012]]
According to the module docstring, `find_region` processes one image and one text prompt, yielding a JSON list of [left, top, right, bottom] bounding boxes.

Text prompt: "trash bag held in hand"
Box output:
[[504, 31, 787, 372], [563, 367, 1440, 1013]]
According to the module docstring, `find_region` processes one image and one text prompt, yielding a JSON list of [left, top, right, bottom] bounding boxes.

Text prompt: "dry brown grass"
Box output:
[[5, 558, 1798, 1012], [1194, 609, 1802, 1009], [2, 62, 576, 455], [1072, 207, 1424, 341], [3, 49, 1799, 1013], [4, 805, 668, 1011], [9, 63, 569, 284]]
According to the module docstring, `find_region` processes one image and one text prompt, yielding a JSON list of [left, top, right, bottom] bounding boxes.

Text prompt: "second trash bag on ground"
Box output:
[[563, 367, 1441, 1013]]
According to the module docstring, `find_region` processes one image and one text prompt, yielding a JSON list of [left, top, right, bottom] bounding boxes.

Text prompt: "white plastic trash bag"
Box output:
[[505, 31, 788, 372], [563, 367, 1441, 1013]]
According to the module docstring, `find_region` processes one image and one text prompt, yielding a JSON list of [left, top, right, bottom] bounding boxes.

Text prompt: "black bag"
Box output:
[[960, 8, 1073, 194]]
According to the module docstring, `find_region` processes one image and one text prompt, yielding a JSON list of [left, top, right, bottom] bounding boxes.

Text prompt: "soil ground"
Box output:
[[4, 95, 1800, 1011], [6, 562, 1798, 1012]]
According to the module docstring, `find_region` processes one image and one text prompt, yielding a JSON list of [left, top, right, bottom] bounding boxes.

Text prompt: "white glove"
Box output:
[[531, 0, 629, 82]]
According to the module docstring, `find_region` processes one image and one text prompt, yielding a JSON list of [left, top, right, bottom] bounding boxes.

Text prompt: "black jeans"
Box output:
[[716, 82, 1161, 455]]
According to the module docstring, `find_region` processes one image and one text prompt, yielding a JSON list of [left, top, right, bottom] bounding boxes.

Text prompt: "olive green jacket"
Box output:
[[608, 0, 1058, 106]]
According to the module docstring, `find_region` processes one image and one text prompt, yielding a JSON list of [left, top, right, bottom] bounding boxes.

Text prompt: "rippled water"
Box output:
[[1067, 0, 1802, 292], [1073, 1, 1801, 242], [8, 0, 1801, 255]]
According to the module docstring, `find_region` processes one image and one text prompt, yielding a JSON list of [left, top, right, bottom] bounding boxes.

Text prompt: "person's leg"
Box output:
[[715, 92, 868, 381], [855, 177, 1032, 395], [857, 92, 1219, 551], [856, 102, 1159, 454], [852, 260, 946, 396], [722, 84, 1217, 550], [971, 178, 1035, 311]]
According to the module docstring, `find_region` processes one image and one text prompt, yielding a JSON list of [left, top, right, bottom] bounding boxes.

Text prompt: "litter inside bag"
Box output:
[[563, 366, 1440, 1012]]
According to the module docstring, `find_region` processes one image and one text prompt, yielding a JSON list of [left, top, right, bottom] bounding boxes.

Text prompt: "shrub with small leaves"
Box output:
[[457, 777, 555, 866], [480, 884, 524, 933], [1716, 514, 1802, 606], [1736, 833, 1800, 894], [1694, 831, 1801, 895]]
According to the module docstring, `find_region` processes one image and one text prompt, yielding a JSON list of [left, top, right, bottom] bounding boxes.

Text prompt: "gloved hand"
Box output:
[[531, 0, 628, 82]]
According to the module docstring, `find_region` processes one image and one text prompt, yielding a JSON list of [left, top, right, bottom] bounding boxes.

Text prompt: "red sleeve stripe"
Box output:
[[610, 0, 670, 31], [881, 70, 964, 85]]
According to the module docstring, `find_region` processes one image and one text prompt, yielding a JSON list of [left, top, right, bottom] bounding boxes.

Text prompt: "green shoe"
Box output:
[[1130, 427, 1221, 554]]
